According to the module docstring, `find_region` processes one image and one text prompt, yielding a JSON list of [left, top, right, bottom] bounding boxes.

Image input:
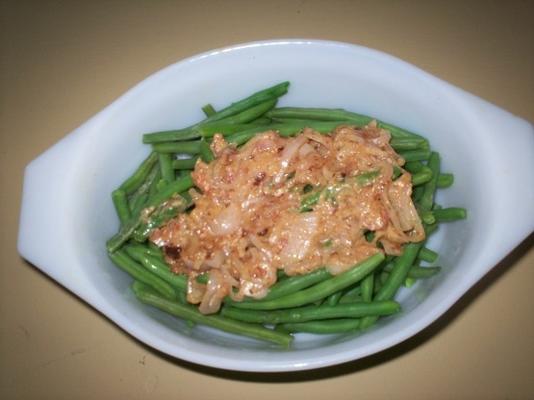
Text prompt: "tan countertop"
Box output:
[[1, 1, 533, 399]]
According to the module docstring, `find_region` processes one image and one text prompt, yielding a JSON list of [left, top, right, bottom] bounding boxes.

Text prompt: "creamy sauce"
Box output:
[[150, 124, 425, 313]]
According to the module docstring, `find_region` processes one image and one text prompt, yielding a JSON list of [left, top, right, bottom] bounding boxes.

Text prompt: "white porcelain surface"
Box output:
[[17, 39, 534, 372]]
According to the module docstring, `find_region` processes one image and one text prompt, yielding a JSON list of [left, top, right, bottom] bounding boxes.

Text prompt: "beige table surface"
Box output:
[[1, 1, 533, 399]]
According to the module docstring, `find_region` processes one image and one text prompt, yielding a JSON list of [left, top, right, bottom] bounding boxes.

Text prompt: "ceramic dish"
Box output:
[[18, 39, 534, 372]]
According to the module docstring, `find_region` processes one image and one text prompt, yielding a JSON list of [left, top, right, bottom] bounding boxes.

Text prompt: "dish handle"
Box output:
[[17, 126, 91, 292], [466, 94, 534, 255]]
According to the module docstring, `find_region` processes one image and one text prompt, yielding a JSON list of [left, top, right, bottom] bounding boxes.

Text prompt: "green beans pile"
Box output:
[[106, 82, 467, 347]]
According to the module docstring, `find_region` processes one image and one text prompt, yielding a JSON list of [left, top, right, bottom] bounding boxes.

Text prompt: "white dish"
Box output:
[[18, 39, 534, 372]]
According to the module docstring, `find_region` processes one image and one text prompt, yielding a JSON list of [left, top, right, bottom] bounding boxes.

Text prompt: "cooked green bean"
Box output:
[[360, 243, 422, 330], [129, 163, 160, 212], [432, 207, 467, 222], [158, 153, 175, 183], [117, 152, 158, 196], [203, 82, 289, 123], [125, 244, 187, 292], [111, 189, 130, 225], [437, 173, 454, 188], [142, 82, 290, 144], [408, 266, 441, 279], [197, 122, 265, 138], [230, 253, 385, 310], [411, 166, 433, 186], [419, 152, 440, 211], [390, 137, 428, 151], [172, 157, 198, 170], [130, 193, 149, 217], [144, 174, 193, 209], [198, 140, 214, 162], [418, 247, 439, 263], [212, 98, 277, 125], [419, 210, 436, 225], [280, 319, 362, 334], [108, 249, 177, 300], [404, 161, 424, 174], [226, 120, 354, 146], [106, 174, 193, 253], [202, 103, 216, 117], [233, 268, 332, 304], [361, 273, 374, 302], [267, 107, 424, 140], [133, 194, 191, 242], [326, 291, 343, 306], [133, 282, 293, 346], [383, 263, 441, 279], [152, 141, 202, 155], [221, 300, 399, 324], [399, 149, 431, 162]]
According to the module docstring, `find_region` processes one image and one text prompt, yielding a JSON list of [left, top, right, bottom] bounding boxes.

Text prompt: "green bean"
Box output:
[[361, 273, 374, 302], [106, 174, 194, 253], [392, 165, 403, 180], [158, 153, 175, 183], [299, 189, 322, 212], [133, 194, 191, 242], [226, 120, 353, 146], [128, 163, 160, 212], [125, 244, 187, 292], [404, 161, 424, 174], [326, 291, 343, 306], [432, 207, 467, 222], [203, 82, 289, 124], [202, 103, 216, 117], [408, 266, 441, 279], [117, 152, 159, 195], [419, 152, 440, 211], [412, 185, 424, 202], [280, 319, 362, 334], [130, 192, 149, 217], [266, 107, 424, 139], [143, 243, 166, 260], [230, 253, 385, 310], [152, 141, 202, 155], [425, 223, 439, 236], [360, 243, 422, 330], [172, 157, 198, 170], [111, 189, 131, 225], [390, 138, 428, 151], [145, 174, 194, 209], [354, 170, 381, 186], [197, 122, 265, 138], [299, 170, 380, 212], [399, 149, 431, 162], [132, 282, 293, 347], [233, 268, 332, 304], [142, 82, 290, 144], [147, 168, 162, 202], [213, 98, 277, 125], [418, 247, 439, 263], [108, 249, 177, 300], [411, 166, 433, 186], [156, 179, 167, 192], [221, 300, 399, 324], [383, 263, 441, 279], [437, 173, 454, 188], [142, 127, 200, 143], [419, 210, 436, 225], [198, 140, 214, 163], [251, 116, 272, 125]]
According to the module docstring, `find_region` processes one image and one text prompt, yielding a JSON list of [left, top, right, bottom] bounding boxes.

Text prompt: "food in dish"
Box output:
[[106, 82, 466, 346]]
